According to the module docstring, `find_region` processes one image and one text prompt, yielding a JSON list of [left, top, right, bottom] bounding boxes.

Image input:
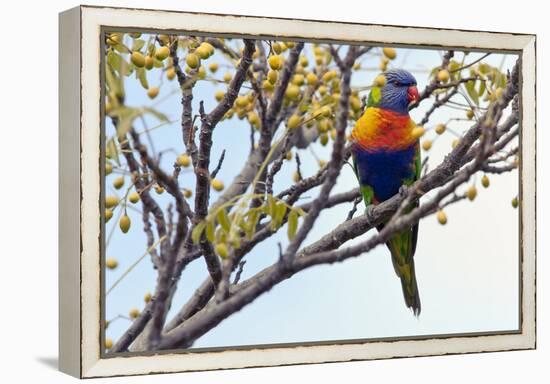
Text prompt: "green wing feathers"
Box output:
[[386, 143, 421, 315], [352, 141, 422, 315]]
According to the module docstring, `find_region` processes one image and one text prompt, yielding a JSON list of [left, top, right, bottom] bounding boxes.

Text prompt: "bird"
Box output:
[[350, 69, 422, 315]]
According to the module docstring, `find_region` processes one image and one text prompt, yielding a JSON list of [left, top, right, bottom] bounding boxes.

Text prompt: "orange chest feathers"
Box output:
[[351, 107, 417, 151]]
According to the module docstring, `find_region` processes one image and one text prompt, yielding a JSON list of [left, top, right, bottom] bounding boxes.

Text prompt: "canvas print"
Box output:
[[101, 30, 520, 354]]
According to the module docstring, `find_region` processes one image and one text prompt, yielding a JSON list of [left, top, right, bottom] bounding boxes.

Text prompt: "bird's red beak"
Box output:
[[407, 85, 420, 104]]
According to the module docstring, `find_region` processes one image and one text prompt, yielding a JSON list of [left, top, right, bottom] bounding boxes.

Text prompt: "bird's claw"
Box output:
[[364, 205, 376, 226], [399, 185, 409, 197]]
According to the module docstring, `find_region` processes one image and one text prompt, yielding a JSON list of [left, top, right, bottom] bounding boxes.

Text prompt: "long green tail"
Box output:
[[384, 225, 421, 316], [357, 172, 421, 315]]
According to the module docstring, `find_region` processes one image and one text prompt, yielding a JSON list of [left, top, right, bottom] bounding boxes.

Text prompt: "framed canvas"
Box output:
[[58, 5, 536, 378]]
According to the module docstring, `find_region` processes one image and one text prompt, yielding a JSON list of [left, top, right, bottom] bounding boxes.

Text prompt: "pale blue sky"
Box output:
[[104, 36, 519, 349]]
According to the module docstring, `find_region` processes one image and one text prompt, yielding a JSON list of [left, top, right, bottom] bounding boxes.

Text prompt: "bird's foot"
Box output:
[[399, 185, 409, 198], [364, 205, 376, 226]]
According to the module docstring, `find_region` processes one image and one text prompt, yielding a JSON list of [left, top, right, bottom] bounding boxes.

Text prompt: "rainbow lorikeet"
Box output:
[[350, 69, 422, 315]]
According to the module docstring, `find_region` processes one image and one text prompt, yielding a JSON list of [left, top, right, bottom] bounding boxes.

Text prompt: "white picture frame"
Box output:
[[59, 5, 536, 378]]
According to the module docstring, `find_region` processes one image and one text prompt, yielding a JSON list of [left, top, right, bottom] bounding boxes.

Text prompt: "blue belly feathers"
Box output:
[[353, 145, 416, 202]]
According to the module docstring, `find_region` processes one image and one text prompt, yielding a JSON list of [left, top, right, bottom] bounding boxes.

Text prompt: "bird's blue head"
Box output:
[[378, 69, 420, 115]]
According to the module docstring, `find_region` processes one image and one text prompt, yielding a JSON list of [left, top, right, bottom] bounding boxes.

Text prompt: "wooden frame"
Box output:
[[59, 5, 536, 378]]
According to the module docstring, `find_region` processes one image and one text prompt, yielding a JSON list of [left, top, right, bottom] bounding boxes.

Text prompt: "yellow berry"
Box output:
[[481, 174, 490, 188], [113, 176, 124, 190], [382, 47, 397, 60], [195, 45, 210, 60], [512, 197, 519, 208], [183, 189, 193, 198], [176, 154, 191, 167], [466, 109, 475, 120], [262, 80, 274, 91], [322, 70, 337, 83], [105, 163, 113, 175], [129, 308, 140, 319], [166, 67, 176, 80], [145, 55, 154, 70], [147, 87, 160, 99], [128, 192, 140, 204], [268, 55, 283, 70], [158, 34, 170, 45], [300, 56, 309, 67], [107, 33, 122, 46], [452, 139, 459, 148], [211, 179, 224, 191], [320, 133, 329, 146], [155, 46, 170, 61], [287, 114, 302, 129], [223, 72, 232, 82], [466, 186, 477, 201], [106, 195, 118, 208], [267, 69, 278, 85], [186, 53, 200, 69], [247, 111, 261, 128], [318, 85, 328, 96], [285, 151, 293, 161], [411, 126, 426, 139], [105, 209, 113, 222], [208, 62, 219, 73], [144, 292, 152, 303], [306, 72, 318, 85], [374, 74, 386, 87], [155, 185, 165, 194], [350, 97, 362, 112], [292, 74, 305, 86], [437, 210, 447, 225], [106, 258, 118, 269], [130, 51, 146, 68], [235, 96, 249, 108], [119, 215, 131, 233], [292, 171, 300, 183], [318, 159, 327, 167], [272, 42, 282, 54], [316, 105, 332, 119], [437, 69, 450, 83], [435, 123, 446, 135], [422, 140, 432, 151], [105, 338, 113, 350], [285, 85, 301, 100], [213, 90, 225, 102]]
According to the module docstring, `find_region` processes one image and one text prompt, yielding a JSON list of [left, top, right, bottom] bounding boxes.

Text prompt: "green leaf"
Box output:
[[131, 39, 146, 52], [245, 210, 260, 240], [275, 203, 287, 225], [107, 51, 124, 73], [191, 221, 207, 244], [268, 195, 277, 217], [478, 80, 486, 98], [206, 220, 216, 243], [113, 43, 130, 54], [217, 209, 231, 232], [287, 210, 298, 240], [465, 80, 479, 106], [114, 108, 142, 140], [105, 137, 120, 166], [135, 67, 149, 90], [105, 63, 124, 99]]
